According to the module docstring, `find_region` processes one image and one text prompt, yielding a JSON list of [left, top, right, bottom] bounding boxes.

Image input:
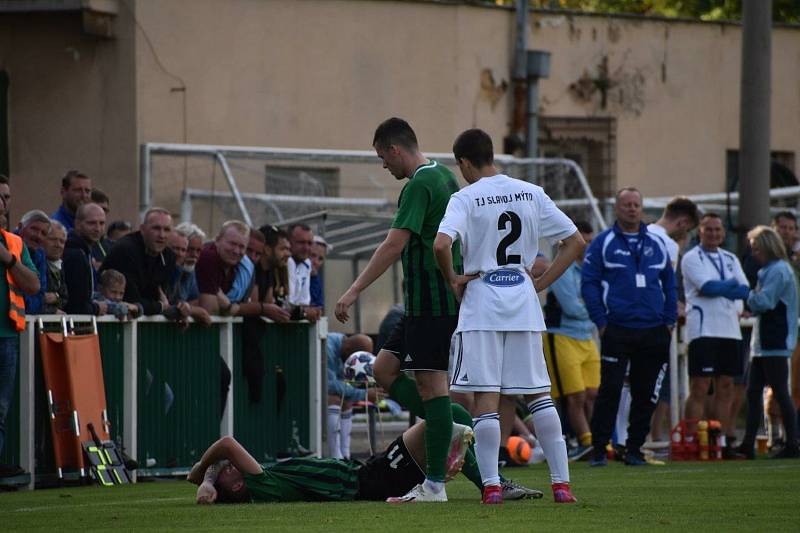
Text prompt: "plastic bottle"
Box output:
[[670, 421, 685, 460], [698, 420, 709, 461]]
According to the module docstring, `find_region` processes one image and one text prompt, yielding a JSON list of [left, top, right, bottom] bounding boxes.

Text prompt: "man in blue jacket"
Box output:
[[581, 187, 677, 466]]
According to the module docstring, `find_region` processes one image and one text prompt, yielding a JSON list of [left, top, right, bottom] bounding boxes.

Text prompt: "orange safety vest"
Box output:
[[2, 229, 26, 332]]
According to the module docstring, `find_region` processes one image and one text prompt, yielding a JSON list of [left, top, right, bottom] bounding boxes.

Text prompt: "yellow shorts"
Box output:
[[543, 333, 600, 399]]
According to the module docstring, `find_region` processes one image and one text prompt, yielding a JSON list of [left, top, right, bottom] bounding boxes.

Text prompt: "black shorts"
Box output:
[[380, 315, 457, 372], [688, 337, 743, 377], [356, 435, 424, 501]]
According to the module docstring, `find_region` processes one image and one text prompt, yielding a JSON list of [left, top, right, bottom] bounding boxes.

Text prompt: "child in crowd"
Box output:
[[94, 269, 141, 320]]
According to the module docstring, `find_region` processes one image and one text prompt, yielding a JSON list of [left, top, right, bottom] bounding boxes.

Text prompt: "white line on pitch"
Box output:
[[12, 496, 186, 513]]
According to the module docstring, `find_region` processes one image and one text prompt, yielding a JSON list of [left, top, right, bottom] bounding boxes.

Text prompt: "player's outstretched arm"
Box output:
[[532, 231, 585, 293], [188, 436, 263, 485], [335, 228, 410, 323]]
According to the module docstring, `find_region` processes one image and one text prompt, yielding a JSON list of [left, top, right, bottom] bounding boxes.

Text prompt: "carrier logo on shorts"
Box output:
[[483, 269, 525, 287]]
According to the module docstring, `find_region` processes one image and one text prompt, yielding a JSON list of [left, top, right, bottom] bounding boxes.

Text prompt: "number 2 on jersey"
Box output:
[[496, 211, 522, 265]]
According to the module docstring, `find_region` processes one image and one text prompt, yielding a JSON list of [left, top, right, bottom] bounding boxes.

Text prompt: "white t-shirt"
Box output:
[[438, 174, 576, 332], [681, 245, 749, 342], [647, 223, 679, 270], [287, 256, 312, 306]]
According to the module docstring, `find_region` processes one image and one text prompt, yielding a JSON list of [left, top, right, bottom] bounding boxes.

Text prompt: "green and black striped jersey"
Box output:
[[244, 457, 361, 502], [392, 160, 462, 318]]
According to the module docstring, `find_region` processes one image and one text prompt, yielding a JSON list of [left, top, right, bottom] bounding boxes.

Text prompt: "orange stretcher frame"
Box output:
[[39, 318, 111, 479]]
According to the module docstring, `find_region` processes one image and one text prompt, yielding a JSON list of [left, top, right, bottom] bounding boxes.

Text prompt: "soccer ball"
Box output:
[[343, 351, 375, 383], [506, 436, 531, 464]]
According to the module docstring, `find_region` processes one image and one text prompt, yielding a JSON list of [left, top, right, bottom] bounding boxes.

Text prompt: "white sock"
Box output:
[[327, 405, 343, 459], [473, 412, 501, 487], [528, 397, 569, 484], [423, 478, 445, 494], [616, 383, 631, 445], [339, 409, 353, 459]]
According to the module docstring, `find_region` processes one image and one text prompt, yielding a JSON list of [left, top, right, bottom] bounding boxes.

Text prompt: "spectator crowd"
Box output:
[[0, 170, 341, 475], [1, 170, 327, 325]]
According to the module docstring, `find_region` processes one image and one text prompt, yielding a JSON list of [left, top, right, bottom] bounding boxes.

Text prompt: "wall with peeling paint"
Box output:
[[130, 0, 800, 204], [531, 11, 800, 197]]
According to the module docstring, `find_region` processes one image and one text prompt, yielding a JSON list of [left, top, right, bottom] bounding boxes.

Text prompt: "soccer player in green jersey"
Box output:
[[187, 423, 475, 504], [335, 118, 470, 502], [188, 415, 542, 504]]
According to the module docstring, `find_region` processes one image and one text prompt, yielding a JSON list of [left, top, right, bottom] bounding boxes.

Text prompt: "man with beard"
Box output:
[[255, 225, 292, 317], [166, 228, 212, 325]]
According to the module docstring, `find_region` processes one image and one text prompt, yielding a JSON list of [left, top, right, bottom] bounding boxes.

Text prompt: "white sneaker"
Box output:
[[501, 479, 544, 500], [386, 483, 448, 503]]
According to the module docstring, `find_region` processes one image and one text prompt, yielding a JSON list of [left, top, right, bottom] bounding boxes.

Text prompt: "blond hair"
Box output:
[[216, 220, 250, 240], [747, 225, 788, 262]]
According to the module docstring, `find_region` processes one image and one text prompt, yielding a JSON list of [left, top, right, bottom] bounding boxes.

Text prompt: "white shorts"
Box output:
[[449, 330, 551, 395]]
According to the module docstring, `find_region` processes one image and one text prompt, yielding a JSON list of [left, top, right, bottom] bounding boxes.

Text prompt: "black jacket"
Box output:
[[99, 231, 176, 316], [62, 231, 99, 315]]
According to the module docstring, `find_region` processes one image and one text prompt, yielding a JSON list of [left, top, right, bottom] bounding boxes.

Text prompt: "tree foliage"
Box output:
[[487, 1, 800, 24]]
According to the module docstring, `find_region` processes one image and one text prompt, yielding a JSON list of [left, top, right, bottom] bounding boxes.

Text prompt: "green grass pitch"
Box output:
[[4, 460, 799, 531]]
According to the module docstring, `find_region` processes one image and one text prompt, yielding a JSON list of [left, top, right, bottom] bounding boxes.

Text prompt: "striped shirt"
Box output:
[[392, 161, 462, 318]]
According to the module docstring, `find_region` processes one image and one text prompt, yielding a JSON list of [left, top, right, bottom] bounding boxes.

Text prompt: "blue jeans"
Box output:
[[0, 335, 19, 457]]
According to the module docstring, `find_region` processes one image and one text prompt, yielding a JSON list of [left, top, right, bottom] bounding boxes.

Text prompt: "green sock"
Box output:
[[423, 396, 453, 483], [388, 373, 425, 418], [450, 402, 472, 427]]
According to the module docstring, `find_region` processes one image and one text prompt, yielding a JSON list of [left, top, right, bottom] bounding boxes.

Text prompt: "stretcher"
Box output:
[[39, 317, 130, 484]]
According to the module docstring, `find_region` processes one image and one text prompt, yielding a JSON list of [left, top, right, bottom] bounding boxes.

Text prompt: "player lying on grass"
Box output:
[[188, 419, 541, 504]]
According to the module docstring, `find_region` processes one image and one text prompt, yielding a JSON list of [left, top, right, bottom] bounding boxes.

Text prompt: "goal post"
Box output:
[[141, 142, 607, 234]]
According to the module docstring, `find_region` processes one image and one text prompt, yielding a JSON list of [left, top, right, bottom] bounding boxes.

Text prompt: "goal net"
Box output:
[[141, 143, 606, 237]]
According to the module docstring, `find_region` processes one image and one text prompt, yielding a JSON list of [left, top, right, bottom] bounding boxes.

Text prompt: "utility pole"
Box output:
[[738, 0, 772, 249]]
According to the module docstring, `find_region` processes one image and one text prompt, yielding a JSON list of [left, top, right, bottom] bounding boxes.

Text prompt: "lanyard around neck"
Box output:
[[619, 232, 644, 271], [701, 247, 725, 279]]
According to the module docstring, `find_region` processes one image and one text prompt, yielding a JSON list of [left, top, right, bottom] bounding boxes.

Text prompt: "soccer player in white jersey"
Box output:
[[681, 213, 750, 458], [433, 129, 585, 504]]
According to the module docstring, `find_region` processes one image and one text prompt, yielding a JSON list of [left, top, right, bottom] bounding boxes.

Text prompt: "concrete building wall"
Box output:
[[0, 8, 138, 227], [132, 2, 800, 214], [531, 12, 800, 197], [133, 0, 513, 219]]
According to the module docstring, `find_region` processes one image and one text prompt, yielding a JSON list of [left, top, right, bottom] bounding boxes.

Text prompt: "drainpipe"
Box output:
[[506, 0, 528, 155], [526, 50, 551, 158]]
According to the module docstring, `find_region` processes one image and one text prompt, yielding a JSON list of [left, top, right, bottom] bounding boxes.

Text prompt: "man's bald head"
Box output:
[[341, 334, 374, 361], [75, 203, 106, 244]]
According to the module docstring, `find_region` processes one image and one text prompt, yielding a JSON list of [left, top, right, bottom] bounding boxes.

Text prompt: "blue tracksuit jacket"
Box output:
[[581, 222, 677, 330]]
